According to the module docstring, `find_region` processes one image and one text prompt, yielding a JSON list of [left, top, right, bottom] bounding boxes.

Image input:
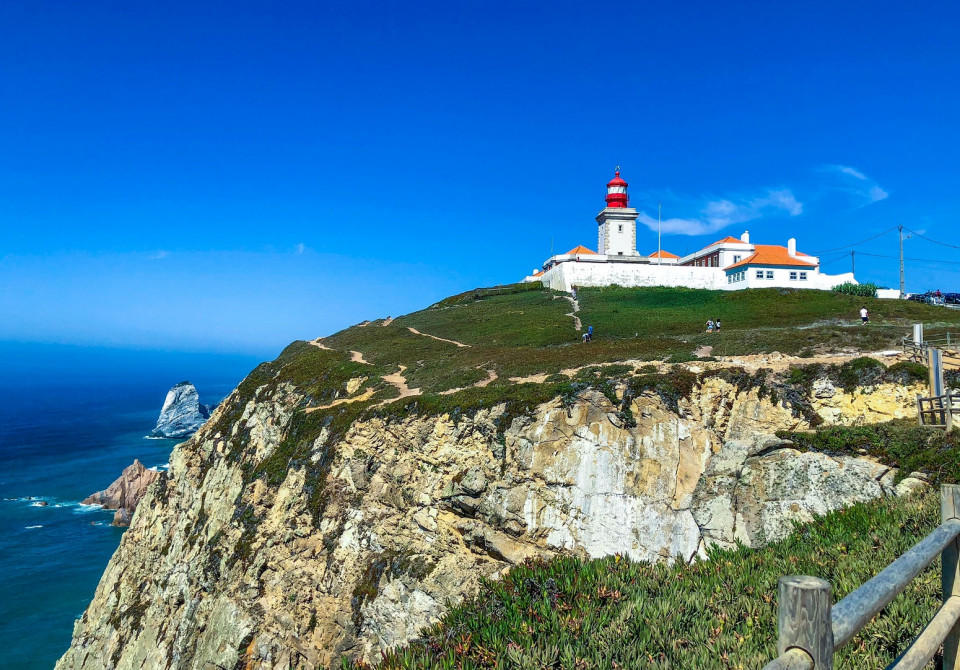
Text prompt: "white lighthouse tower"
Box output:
[[596, 168, 640, 256]]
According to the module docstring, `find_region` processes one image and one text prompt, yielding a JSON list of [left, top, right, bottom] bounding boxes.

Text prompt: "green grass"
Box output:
[[357, 491, 944, 670], [576, 285, 960, 340]]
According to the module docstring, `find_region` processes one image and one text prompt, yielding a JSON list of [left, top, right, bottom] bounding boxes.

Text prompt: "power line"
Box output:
[[855, 251, 960, 266], [807, 226, 899, 254], [904, 227, 960, 250]]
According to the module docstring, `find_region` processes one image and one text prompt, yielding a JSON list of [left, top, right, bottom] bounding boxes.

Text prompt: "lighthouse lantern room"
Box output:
[[596, 168, 640, 256]]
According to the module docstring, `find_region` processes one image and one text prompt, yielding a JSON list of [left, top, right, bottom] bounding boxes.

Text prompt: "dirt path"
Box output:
[[305, 389, 375, 413], [438, 369, 498, 396], [310, 339, 333, 350], [715, 349, 906, 372], [407, 327, 471, 348], [350, 350, 370, 364], [381, 317, 393, 327], [378, 365, 421, 406], [564, 295, 582, 331], [694, 345, 713, 358]]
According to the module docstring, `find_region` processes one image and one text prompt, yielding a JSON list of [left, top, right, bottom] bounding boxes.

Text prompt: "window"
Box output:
[[790, 271, 798, 281], [766, 271, 774, 279], [618, 224, 623, 232], [799, 272, 807, 280], [734, 255, 742, 264], [756, 270, 764, 279], [727, 275, 732, 284]]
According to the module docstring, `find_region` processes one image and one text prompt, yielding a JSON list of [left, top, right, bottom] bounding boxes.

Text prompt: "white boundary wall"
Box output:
[[537, 260, 724, 292], [533, 260, 855, 293]]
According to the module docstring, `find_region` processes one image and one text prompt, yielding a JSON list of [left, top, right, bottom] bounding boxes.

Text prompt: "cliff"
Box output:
[[57, 358, 925, 669]]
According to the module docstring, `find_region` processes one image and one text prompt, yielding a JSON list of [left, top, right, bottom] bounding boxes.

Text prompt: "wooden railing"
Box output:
[[918, 394, 958, 430], [761, 485, 960, 670], [903, 336, 960, 369]]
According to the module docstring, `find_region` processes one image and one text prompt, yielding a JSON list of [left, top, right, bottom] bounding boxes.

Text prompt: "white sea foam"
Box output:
[[74, 503, 104, 514], [25, 525, 43, 529]]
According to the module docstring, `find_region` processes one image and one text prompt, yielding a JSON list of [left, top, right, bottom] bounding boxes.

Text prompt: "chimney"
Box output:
[[788, 238, 797, 257], [741, 231, 750, 244]]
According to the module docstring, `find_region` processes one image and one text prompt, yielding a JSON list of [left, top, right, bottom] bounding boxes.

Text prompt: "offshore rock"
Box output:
[[58, 373, 927, 670], [149, 381, 212, 438], [82, 459, 161, 527]]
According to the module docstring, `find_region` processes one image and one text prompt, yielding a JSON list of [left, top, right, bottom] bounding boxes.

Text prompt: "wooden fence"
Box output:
[[903, 336, 960, 370], [761, 485, 960, 670], [918, 394, 958, 430]]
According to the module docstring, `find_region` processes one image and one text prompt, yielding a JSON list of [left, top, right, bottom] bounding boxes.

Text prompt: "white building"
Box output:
[[525, 170, 856, 293]]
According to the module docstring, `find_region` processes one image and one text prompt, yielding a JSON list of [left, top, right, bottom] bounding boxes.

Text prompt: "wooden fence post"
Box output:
[[943, 485, 960, 669], [778, 576, 834, 669]]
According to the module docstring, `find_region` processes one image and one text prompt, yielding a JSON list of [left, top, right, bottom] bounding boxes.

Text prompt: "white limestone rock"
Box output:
[[150, 381, 214, 438]]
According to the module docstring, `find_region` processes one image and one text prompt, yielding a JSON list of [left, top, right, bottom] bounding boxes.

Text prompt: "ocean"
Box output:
[[0, 343, 264, 669]]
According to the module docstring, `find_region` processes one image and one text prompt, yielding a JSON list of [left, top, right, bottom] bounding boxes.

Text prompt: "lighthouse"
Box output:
[[596, 168, 640, 256]]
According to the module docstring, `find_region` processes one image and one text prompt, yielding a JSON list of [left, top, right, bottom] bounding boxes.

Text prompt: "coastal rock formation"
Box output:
[[81, 459, 161, 527], [149, 381, 213, 438], [57, 369, 927, 670]]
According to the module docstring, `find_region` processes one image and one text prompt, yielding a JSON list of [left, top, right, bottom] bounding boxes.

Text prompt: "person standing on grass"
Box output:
[[706, 319, 714, 333], [715, 319, 721, 333], [587, 325, 594, 341], [860, 306, 869, 324]]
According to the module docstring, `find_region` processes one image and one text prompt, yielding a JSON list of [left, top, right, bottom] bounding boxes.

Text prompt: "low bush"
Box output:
[[780, 419, 960, 486]]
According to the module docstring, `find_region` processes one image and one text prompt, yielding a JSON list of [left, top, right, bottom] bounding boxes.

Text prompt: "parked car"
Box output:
[[945, 293, 960, 305]]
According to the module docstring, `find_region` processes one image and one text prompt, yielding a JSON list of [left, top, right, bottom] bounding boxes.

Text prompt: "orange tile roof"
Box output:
[[648, 250, 680, 259], [566, 245, 597, 255], [708, 236, 748, 247], [725, 244, 818, 270], [531, 269, 544, 277]]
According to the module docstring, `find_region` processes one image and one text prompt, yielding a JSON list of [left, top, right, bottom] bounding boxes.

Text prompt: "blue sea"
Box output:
[[0, 343, 264, 669]]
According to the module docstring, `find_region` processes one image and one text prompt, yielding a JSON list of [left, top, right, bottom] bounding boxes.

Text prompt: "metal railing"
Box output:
[[761, 485, 960, 670]]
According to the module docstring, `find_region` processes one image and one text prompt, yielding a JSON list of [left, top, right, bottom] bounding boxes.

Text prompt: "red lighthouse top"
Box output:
[[605, 168, 629, 208]]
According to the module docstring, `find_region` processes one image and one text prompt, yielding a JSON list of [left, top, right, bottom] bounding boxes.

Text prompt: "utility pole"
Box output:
[[899, 225, 905, 296], [657, 200, 662, 265], [851, 250, 855, 275]]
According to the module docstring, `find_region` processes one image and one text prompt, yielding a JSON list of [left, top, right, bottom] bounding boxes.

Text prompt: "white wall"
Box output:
[[529, 261, 856, 294], [537, 260, 725, 292], [877, 289, 902, 300], [726, 267, 855, 291]]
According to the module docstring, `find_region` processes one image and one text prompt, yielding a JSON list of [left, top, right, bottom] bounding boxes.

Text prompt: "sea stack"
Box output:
[[150, 381, 212, 438], [81, 459, 161, 527]]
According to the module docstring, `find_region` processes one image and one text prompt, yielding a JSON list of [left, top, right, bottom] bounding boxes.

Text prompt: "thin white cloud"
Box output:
[[149, 250, 169, 260], [822, 165, 888, 205], [295, 243, 306, 255], [638, 188, 803, 236]]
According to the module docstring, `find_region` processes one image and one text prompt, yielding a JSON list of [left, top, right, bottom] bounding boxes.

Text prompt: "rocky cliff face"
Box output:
[[57, 369, 926, 670], [150, 382, 213, 439], [82, 459, 162, 527]]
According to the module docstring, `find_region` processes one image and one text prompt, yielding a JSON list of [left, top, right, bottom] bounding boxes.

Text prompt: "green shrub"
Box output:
[[781, 419, 960, 485], [832, 282, 879, 298]]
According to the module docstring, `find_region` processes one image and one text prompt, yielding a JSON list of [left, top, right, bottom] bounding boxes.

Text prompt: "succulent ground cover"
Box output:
[[357, 490, 944, 670]]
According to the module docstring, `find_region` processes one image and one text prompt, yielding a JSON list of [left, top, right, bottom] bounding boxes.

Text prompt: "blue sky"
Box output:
[[1, 1, 958, 356]]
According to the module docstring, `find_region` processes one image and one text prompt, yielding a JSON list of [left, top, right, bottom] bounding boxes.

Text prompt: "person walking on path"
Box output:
[[706, 319, 714, 333], [587, 325, 594, 341], [860, 306, 869, 324]]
